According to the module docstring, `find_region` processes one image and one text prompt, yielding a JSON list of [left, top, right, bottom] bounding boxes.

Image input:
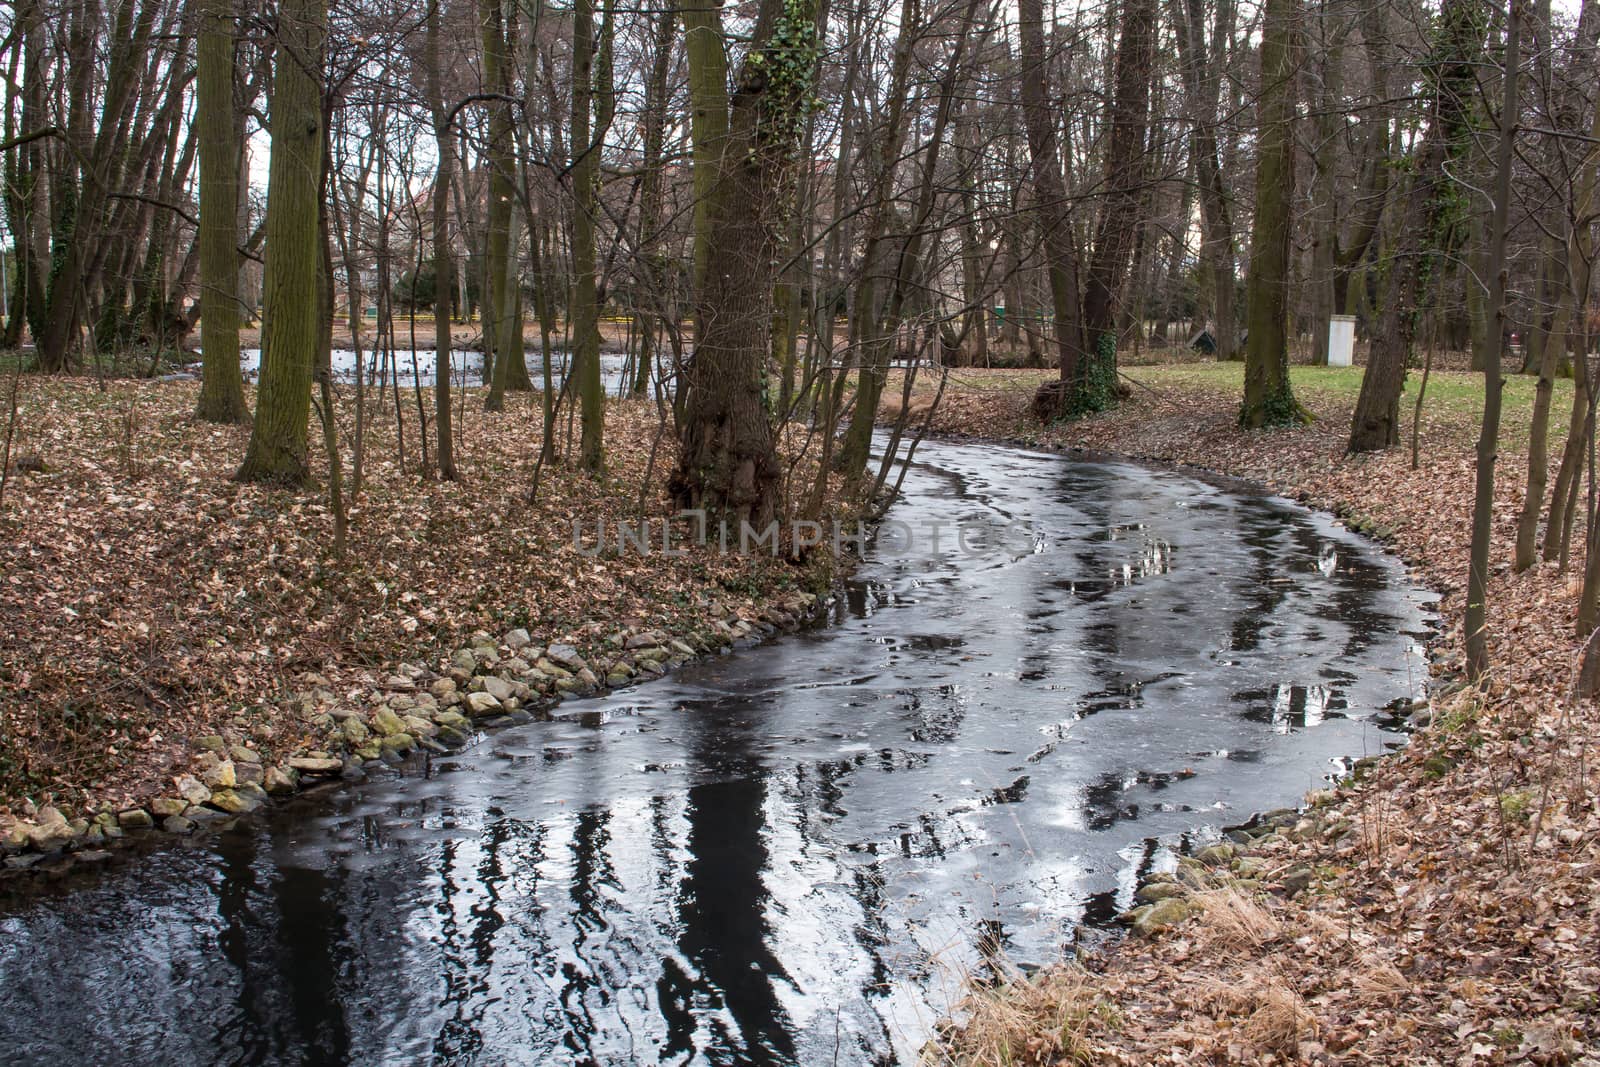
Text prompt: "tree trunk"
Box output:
[[235, 0, 325, 486], [1, 0, 47, 349], [34, 0, 157, 372], [482, 0, 527, 411], [631, 4, 675, 399], [195, 0, 249, 423], [1307, 7, 1342, 368], [1516, 0, 1600, 567], [673, 0, 818, 525], [1466, 0, 1520, 677], [1079, 0, 1156, 394], [835, 0, 919, 481], [1241, 0, 1303, 426], [1171, 0, 1238, 362], [1016, 0, 1087, 412], [1348, 0, 1484, 452], [570, 0, 608, 469], [1320, 0, 1393, 363], [682, 0, 730, 300], [426, 0, 457, 479]]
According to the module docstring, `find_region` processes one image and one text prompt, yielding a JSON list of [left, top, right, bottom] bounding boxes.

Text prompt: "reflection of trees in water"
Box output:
[[900, 683, 969, 745], [1226, 500, 1293, 655], [216, 836, 272, 1059], [1076, 765, 1203, 832], [1228, 496, 1405, 662], [1034, 465, 1154, 716], [664, 771, 795, 1063], [1229, 683, 1347, 733], [428, 816, 521, 1062], [557, 809, 617, 1058], [1315, 527, 1410, 663], [214, 832, 352, 1061]]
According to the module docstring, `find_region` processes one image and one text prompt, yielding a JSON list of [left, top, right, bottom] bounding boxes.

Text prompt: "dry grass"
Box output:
[[1351, 955, 1410, 1008], [1239, 981, 1317, 1057], [1192, 967, 1316, 1058], [928, 966, 1103, 1066], [1189, 886, 1282, 952]]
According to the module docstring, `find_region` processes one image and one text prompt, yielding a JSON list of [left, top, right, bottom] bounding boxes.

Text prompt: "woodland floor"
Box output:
[[913, 364, 1600, 1065], [0, 376, 831, 820]]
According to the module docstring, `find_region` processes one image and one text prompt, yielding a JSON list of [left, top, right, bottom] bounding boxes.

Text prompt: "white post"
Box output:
[[0, 223, 8, 325], [1327, 314, 1355, 367]]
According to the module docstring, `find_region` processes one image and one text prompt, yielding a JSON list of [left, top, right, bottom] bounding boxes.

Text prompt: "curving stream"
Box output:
[[0, 439, 1432, 1065]]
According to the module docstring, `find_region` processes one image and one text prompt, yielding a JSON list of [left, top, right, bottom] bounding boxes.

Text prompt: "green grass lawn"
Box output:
[[1121, 362, 1573, 450], [929, 360, 1578, 453]]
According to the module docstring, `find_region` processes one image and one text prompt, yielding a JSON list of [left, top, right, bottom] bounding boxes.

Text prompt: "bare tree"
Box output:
[[1467, 0, 1522, 678], [236, 0, 326, 485], [672, 0, 820, 524], [1240, 0, 1305, 427], [194, 0, 249, 423], [1348, 0, 1487, 453]]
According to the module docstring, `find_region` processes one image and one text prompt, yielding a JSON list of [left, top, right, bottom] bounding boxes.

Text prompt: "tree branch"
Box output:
[[0, 126, 61, 153]]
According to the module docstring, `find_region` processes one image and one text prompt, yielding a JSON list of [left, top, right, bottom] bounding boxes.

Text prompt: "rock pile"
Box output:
[[1, 591, 822, 876]]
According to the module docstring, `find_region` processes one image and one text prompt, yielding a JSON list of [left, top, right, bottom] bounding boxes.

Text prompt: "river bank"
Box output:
[[0, 377, 836, 869], [917, 366, 1599, 1064]]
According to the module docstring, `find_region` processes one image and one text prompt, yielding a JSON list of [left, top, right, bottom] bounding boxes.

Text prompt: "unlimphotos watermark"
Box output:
[[571, 511, 1047, 559]]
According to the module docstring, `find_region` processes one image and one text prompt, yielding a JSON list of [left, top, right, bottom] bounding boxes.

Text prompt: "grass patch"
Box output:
[[931, 967, 1102, 1066], [916, 360, 1573, 454], [1499, 789, 1535, 823]]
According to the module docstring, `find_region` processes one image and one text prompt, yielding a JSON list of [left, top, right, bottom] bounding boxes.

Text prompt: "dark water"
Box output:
[[237, 349, 631, 394], [0, 439, 1431, 1065]]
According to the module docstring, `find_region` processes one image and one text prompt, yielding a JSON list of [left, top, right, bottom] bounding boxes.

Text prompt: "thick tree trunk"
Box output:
[[682, 0, 730, 300], [673, 0, 818, 525], [675, 192, 785, 525], [1016, 0, 1087, 412], [235, 0, 325, 486], [1349, 0, 1483, 452], [195, 0, 248, 424], [1240, 0, 1303, 427]]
